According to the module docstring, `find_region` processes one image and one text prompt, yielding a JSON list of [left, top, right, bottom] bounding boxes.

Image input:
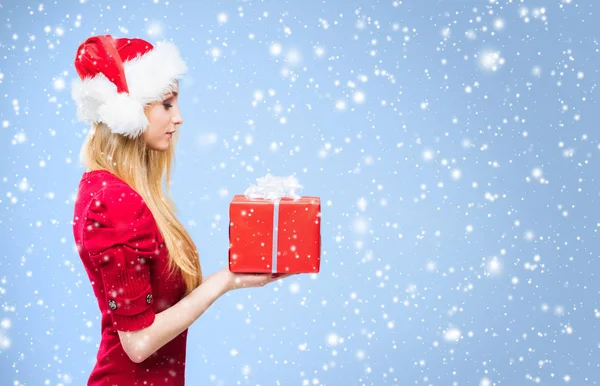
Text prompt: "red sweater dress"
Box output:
[[73, 169, 188, 385]]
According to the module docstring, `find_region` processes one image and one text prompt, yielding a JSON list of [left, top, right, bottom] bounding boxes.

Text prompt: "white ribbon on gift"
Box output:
[[243, 173, 303, 200], [243, 174, 303, 272]]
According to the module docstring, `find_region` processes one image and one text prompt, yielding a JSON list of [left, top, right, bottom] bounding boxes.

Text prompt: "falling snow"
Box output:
[[1, 0, 599, 385]]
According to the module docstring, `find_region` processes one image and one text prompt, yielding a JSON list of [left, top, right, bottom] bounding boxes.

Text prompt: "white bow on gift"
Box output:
[[244, 173, 303, 200]]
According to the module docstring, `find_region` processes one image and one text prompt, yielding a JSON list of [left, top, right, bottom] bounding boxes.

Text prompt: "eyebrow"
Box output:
[[164, 91, 178, 99]]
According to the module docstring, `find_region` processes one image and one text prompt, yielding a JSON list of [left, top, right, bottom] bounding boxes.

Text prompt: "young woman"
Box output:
[[71, 35, 292, 385]]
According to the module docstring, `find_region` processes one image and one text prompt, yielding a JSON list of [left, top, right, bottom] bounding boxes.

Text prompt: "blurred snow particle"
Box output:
[[451, 169, 461, 180], [443, 327, 461, 342], [285, 49, 301, 65], [426, 261, 437, 272], [0, 330, 9, 351], [335, 100, 347, 111], [1, 319, 10, 329], [314, 45, 325, 57], [422, 149, 434, 161], [352, 217, 369, 234], [218, 188, 228, 198], [253, 90, 264, 102], [241, 365, 251, 375], [478, 49, 505, 72], [531, 167, 543, 179], [524, 230, 535, 241], [146, 21, 164, 37], [13, 132, 27, 144], [486, 257, 503, 276], [480, 377, 491, 386], [18, 178, 29, 192], [270, 43, 282, 56], [353, 91, 365, 104], [53, 78, 65, 91], [441, 27, 451, 39], [217, 12, 228, 24], [230, 348, 238, 356], [519, 6, 529, 19], [326, 333, 342, 346], [196, 132, 218, 147], [356, 197, 367, 212], [210, 47, 222, 60], [493, 18, 505, 30], [289, 282, 300, 294]]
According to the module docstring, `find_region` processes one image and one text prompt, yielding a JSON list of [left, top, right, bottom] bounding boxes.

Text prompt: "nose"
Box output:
[[172, 105, 183, 126]]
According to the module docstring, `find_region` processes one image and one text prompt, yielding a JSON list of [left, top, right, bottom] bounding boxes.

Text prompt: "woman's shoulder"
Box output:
[[80, 170, 150, 224]]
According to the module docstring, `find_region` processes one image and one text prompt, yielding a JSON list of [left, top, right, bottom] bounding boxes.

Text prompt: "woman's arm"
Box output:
[[117, 269, 229, 363], [117, 268, 292, 363]]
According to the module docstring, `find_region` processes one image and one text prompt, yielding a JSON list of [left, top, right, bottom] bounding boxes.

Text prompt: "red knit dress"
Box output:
[[73, 169, 188, 385]]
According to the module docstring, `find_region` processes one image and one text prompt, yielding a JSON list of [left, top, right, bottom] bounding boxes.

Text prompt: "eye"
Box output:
[[163, 103, 173, 110]]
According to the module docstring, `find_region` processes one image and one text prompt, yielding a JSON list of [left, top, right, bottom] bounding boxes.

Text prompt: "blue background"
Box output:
[[1, 0, 599, 384]]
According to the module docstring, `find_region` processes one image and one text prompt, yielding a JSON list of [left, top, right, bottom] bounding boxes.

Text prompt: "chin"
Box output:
[[147, 141, 170, 152]]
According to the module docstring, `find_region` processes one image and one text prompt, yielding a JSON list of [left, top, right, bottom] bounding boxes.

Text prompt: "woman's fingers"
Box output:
[[270, 273, 295, 281], [228, 271, 297, 289]]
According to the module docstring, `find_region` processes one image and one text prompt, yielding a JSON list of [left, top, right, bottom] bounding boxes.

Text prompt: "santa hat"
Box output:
[[71, 34, 187, 138]]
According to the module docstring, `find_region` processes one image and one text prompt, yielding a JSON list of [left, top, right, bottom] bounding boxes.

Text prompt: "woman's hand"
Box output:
[[212, 267, 295, 292]]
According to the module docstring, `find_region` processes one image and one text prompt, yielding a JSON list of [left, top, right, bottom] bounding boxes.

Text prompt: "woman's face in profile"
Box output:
[[144, 85, 183, 151]]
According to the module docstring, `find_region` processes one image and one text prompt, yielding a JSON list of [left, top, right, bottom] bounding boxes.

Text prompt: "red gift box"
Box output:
[[228, 195, 321, 273]]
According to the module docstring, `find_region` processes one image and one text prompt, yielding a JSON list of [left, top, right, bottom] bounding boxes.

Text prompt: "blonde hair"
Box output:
[[80, 120, 202, 294]]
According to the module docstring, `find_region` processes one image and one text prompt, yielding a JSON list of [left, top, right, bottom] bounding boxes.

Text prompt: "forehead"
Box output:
[[163, 82, 180, 97]]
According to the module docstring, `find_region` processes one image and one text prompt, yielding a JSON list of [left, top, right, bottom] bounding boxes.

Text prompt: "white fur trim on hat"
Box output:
[[71, 41, 188, 138]]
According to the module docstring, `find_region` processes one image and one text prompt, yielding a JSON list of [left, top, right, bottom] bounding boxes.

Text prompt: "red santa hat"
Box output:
[[71, 34, 187, 138]]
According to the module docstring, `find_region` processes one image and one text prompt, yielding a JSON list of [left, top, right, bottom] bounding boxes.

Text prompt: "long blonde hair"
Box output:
[[81, 121, 202, 294]]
